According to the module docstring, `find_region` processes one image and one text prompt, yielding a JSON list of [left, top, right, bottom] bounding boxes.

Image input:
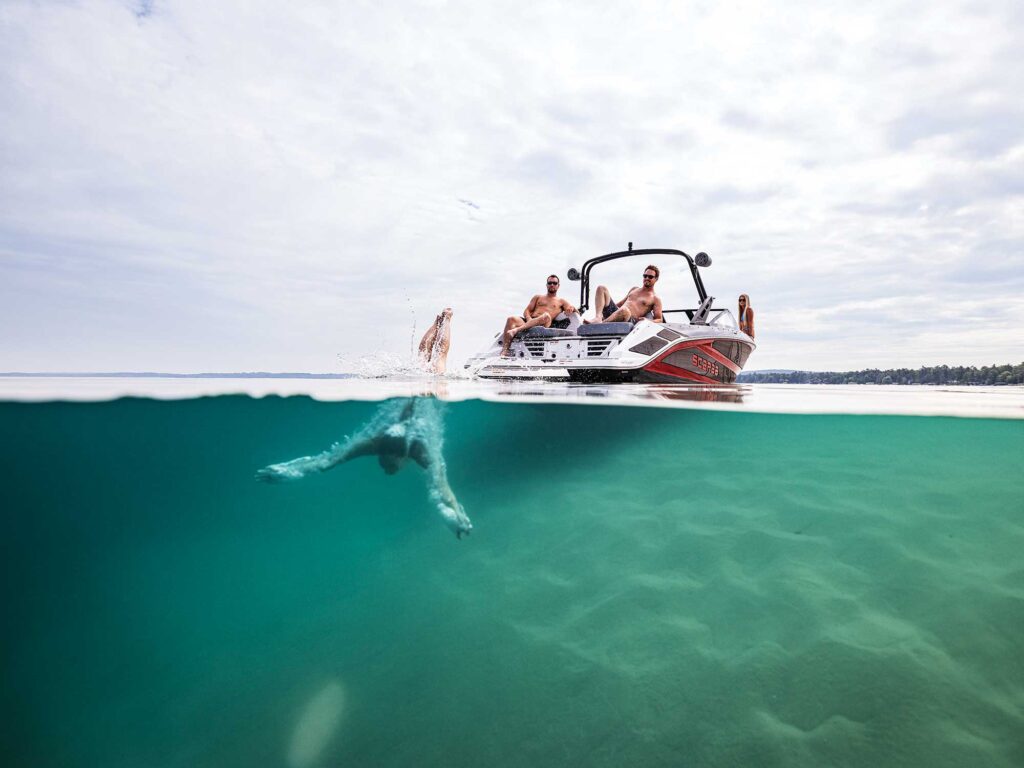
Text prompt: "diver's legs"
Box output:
[[428, 313, 452, 374], [418, 310, 453, 373], [418, 323, 438, 360]]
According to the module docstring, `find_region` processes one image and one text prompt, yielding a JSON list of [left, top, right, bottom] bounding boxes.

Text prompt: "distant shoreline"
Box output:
[[739, 362, 1023, 386]]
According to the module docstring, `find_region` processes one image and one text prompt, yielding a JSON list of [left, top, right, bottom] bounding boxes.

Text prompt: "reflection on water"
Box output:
[[492, 382, 748, 404]]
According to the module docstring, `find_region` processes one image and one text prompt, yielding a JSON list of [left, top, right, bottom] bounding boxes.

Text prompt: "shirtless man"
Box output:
[[585, 264, 664, 324], [500, 274, 577, 356]]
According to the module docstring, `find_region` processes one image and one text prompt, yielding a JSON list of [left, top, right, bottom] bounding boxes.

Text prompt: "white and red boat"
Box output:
[[465, 245, 755, 384]]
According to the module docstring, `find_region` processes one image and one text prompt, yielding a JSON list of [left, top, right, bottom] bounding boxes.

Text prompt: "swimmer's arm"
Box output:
[[426, 459, 461, 515], [255, 435, 378, 482]]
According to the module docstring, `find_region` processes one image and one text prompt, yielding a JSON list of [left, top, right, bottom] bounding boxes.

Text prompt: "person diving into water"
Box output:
[[256, 398, 472, 538], [418, 307, 453, 374]]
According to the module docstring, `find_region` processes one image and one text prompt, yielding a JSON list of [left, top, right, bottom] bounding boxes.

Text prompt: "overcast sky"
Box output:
[[2, 0, 1022, 373]]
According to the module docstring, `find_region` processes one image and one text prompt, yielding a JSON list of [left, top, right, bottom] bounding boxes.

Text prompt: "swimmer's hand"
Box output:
[[255, 455, 321, 483], [255, 464, 298, 483]]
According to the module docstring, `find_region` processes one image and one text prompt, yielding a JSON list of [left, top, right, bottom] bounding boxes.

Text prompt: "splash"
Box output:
[[336, 351, 424, 379], [256, 398, 472, 538]]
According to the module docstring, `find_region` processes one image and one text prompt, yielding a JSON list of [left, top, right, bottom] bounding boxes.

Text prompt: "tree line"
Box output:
[[738, 362, 1024, 385]]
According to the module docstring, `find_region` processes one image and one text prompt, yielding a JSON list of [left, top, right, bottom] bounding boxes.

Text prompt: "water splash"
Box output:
[[336, 351, 425, 379]]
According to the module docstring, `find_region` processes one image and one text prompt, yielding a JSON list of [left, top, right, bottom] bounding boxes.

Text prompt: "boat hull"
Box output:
[[567, 338, 745, 384], [467, 323, 755, 384]]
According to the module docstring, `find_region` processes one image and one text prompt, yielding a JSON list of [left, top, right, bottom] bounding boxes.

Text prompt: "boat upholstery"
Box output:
[[578, 322, 635, 336], [553, 311, 582, 332], [521, 311, 581, 338], [521, 326, 574, 338]]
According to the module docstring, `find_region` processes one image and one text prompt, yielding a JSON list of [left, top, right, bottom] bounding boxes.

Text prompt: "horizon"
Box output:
[[2, 360, 1022, 378]]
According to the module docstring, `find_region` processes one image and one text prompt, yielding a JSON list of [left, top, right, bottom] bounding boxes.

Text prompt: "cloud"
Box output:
[[509, 150, 591, 195], [133, 0, 155, 19], [889, 103, 1024, 159], [1, 0, 1022, 372]]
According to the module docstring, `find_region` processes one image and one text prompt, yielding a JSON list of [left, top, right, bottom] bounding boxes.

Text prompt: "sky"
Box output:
[[1, 0, 1022, 373]]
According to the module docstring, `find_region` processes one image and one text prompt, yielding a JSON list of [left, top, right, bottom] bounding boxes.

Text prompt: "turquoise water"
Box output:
[[3, 395, 1023, 767]]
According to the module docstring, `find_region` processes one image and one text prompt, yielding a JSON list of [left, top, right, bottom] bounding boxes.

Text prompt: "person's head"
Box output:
[[642, 265, 659, 287], [546, 274, 560, 294], [738, 294, 750, 309]]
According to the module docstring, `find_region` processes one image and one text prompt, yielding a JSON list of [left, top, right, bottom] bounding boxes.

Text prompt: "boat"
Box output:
[[465, 245, 755, 384]]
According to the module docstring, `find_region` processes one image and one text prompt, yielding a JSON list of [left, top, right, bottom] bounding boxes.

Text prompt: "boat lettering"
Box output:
[[691, 354, 720, 377]]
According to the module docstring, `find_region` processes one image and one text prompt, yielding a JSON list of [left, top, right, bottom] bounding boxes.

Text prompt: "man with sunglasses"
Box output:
[[500, 274, 577, 356], [584, 265, 664, 324]]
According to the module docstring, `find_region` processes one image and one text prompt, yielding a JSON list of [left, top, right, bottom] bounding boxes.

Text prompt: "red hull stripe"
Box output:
[[648, 338, 740, 374], [699, 344, 740, 374], [642, 360, 719, 383]]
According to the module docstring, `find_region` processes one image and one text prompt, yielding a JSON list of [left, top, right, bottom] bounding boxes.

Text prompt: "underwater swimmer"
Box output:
[[256, 398, 472, 538]]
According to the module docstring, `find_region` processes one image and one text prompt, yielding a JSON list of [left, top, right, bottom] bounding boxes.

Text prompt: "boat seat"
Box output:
[[521, 326, 574, 338], [552, 311, 582, 332], [578, 322, 635, 336]]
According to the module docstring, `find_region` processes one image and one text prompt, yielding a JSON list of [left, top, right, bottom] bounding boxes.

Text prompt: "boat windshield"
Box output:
[[709, 309, 737, 329]]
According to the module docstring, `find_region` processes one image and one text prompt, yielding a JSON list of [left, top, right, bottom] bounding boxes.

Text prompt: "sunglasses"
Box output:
[[642, 273, 657, 280], [547, 281, 559, 286]]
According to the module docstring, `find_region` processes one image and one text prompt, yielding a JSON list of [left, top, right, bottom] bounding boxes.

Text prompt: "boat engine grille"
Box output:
[[523, 340, 546, 357], [586, 338, 616, 357]]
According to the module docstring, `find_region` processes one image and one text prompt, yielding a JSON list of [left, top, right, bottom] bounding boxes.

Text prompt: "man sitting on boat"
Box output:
[[501, 274, 577, 356], [584, 264, 664, 324]]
